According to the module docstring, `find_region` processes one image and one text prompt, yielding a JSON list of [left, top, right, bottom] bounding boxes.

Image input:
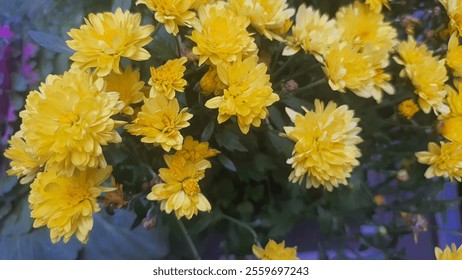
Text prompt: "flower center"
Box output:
[[59, 112, 80, 125], [66, 184, 89, 206], [161, 115, 175, 134], [182, 178, 201, 196]]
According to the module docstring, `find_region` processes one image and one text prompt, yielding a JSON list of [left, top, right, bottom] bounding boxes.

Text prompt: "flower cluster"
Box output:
[[4, 0, 458, 260], [284, 1, 397, 103]]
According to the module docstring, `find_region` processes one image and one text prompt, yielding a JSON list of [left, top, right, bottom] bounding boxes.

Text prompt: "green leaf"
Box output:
[[0, 175, 18, 196], [236, 201, 254, 220], [29, 31, 73, 55], [0, 196, 33, 236], [218, 154, 237, 172], [112, 0, 132, 12], [268, 131, 292, 158], [201, 120, 215, 142], [81, 209, 169, 259], [0, 227, 82, 260], [215, 129, 247, 152], [268, 106, 285, 130]]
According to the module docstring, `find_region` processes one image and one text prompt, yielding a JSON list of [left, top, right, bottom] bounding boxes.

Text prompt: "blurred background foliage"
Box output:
[[0, 0, 460, 259]]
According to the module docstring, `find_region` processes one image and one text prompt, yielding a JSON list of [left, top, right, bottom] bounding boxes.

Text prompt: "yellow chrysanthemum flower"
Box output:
[[19, 70, 124, 177], [447, 32, 462, 77], [394, 37, 430, 67], [336, 1, 397, 53], [407, 60, 448, 114], [398, 99, 420, 119], [191, 0, 217, 10], [252, 239, 299, 260], [4, 132, 43, 184], [136, 0, 196, 36], [149, 57, 188, 99], [29, 166, 113, 244], [354, 48, 395, 102], [205, 56, 279, 134], [147, 154, 212, 219], [104, 66, 144, 115], [283, 5, 340, 57], [229, 0, 295, 41], [175, 136, 220, 163], [439, 83, 462, 142], [395, 37, 449, 114], [435, 243, 462, 260], [365, 0, 391, 13], [322, 42, 375, 95], [199, 66, 226, 96], [67, 8, 154, 77], [416, 141, 462, 181], [440, 0, 462, 35], [283, 100, 363, 191], [188, 2, 258, 66], [125, 95, 193, 152]]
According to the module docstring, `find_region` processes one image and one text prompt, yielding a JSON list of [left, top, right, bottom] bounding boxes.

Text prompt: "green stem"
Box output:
[[221, 214, 261, 247], [296, 79, 326, 93], [175, 35, 182, 58], [272, 55, 295, 79], [177, 219, 201, 260]]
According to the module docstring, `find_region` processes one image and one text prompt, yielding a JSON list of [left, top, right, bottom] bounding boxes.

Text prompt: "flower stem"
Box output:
[[272, 55, 295, 79], [296, 79, 326, 93], [221, 214, 261, 247], [177, 219, 201, 260]]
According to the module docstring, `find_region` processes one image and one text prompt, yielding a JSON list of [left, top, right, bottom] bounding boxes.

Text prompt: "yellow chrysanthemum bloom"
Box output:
[[136, 0, 196, 36], [67, 8, 154, 77], [200, 66, 226, 96], [283, 5, 340, 57], [175, 136, 220, 163], [205, 56, 279, 134], [435, 243, 462, 260], [440, 0, 462, 35], [416, 141, 462, 181], [322, 42, 375, 95], [125, 95, 193, 152], [252, 240, 299, 260], [229, 0, 295, 41], [398, 99, 420, 119], [394, 37, 430, 68], [395, 37, 449, 114], [188, 2, 258, 66], [147, 154, 212, 219], [447, 32, 462, 77], [191, 0, 217, 10], [439, 83, 462, 142], [149, 57, 188, 99], [19, 70, 124, 177], [407, 60, 449, 114], [4, 132, 43, 184], [353, 48, 395, 102], [365, 0, 391, 13], [29, 166, 113, 244], [336, 1, 397, 53], [283, 100, 363, 191], [104, 66, 144, 115]]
